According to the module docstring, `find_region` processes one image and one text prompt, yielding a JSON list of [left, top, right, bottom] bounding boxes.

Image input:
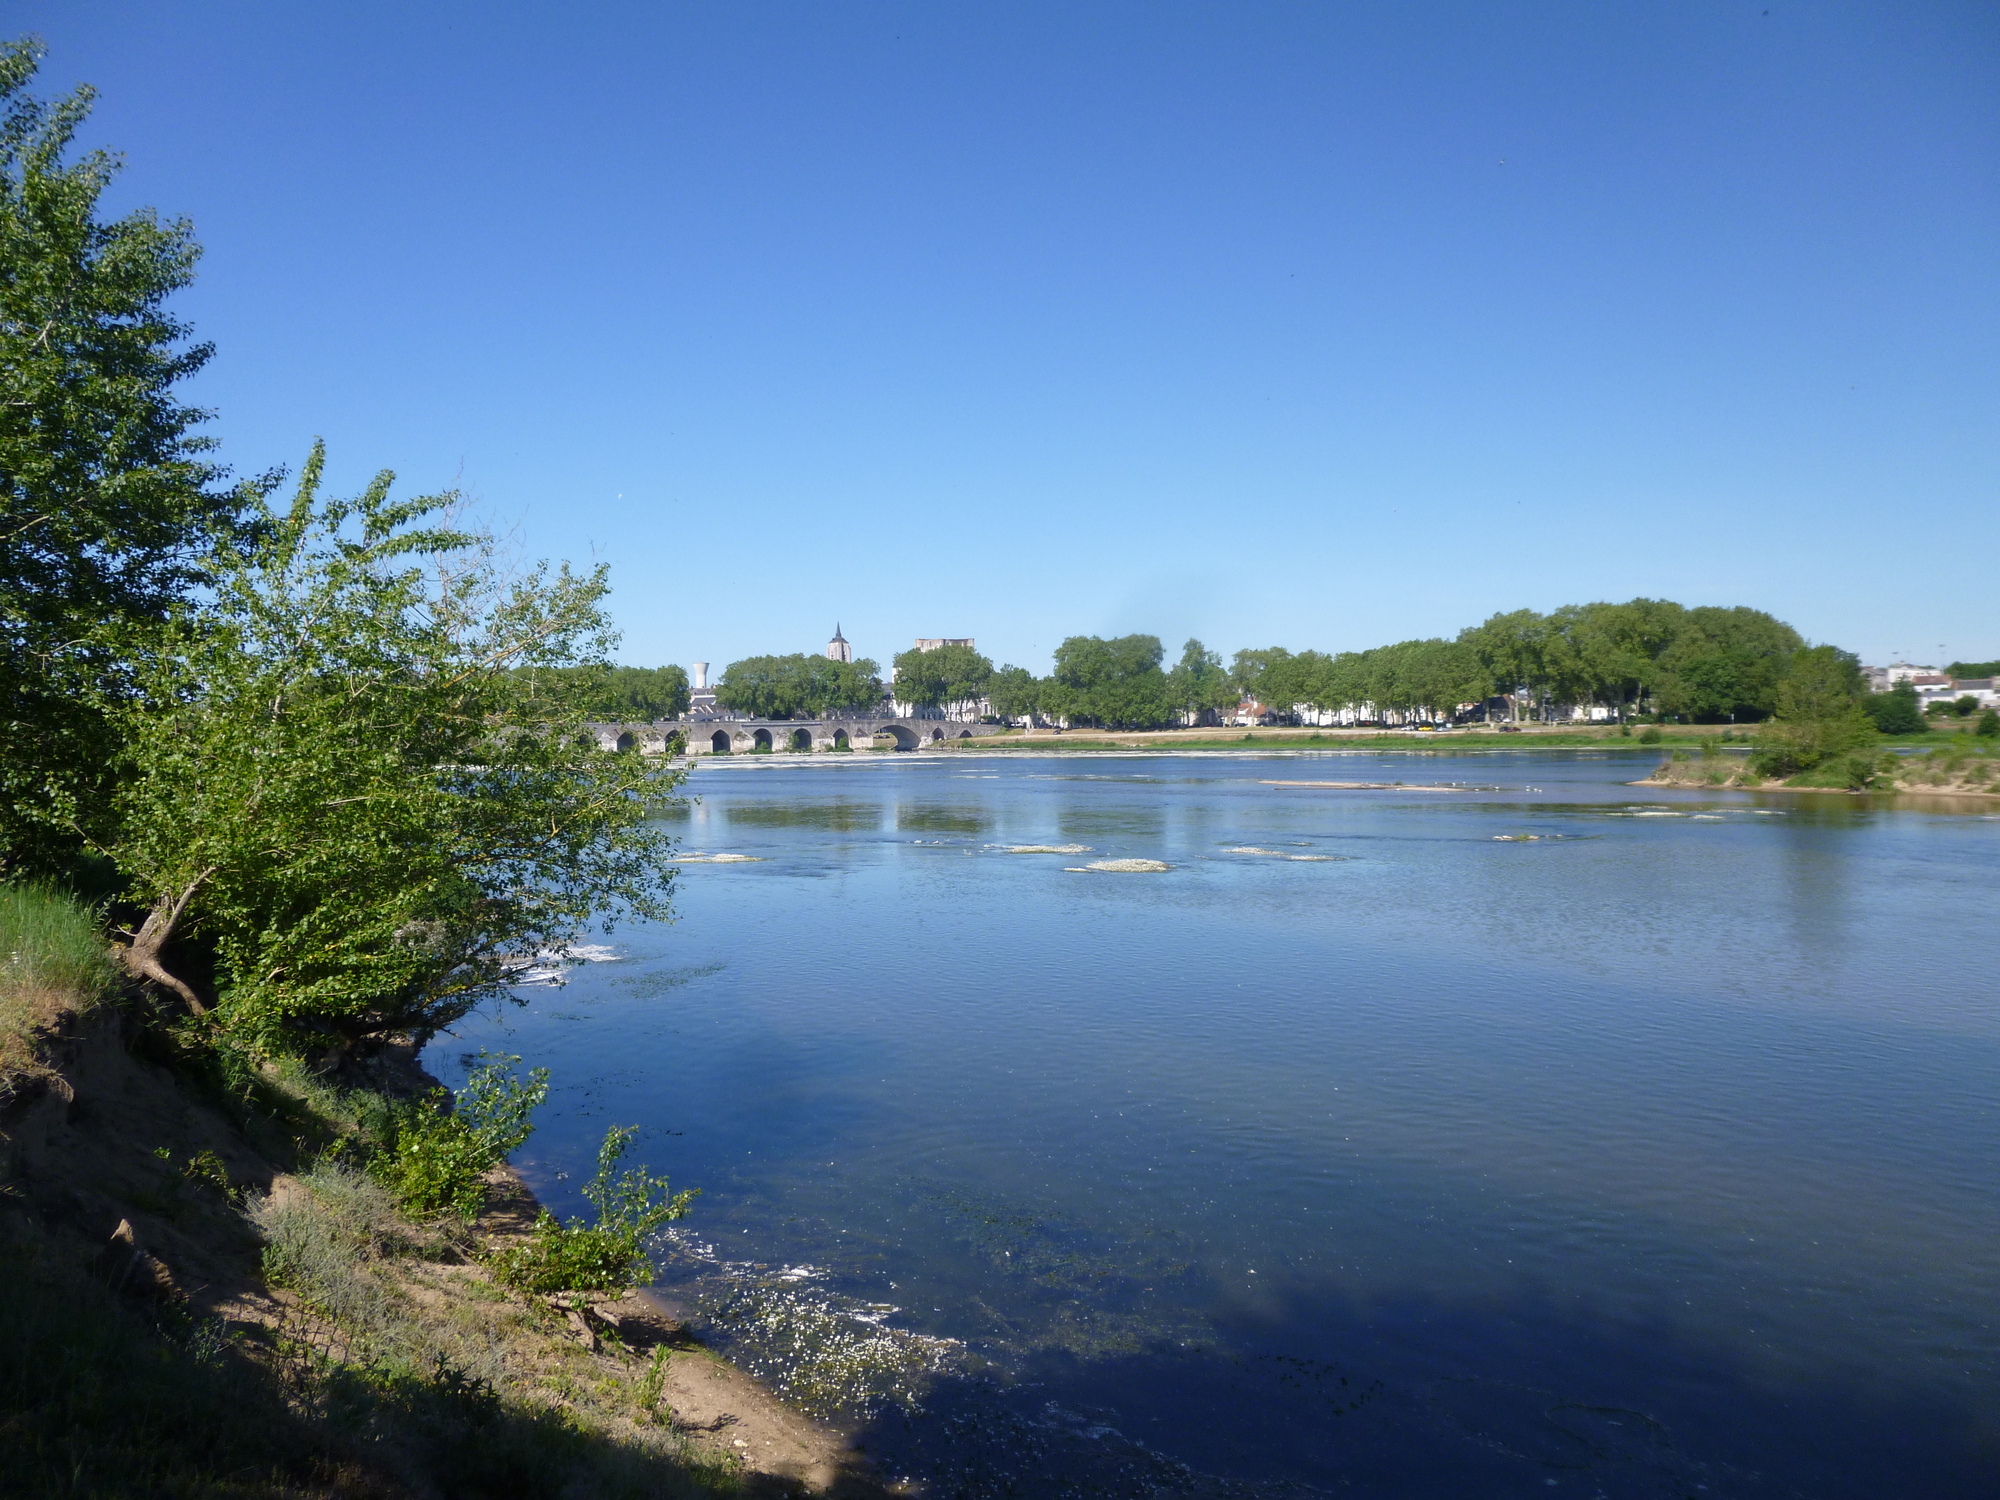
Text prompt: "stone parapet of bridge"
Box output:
[[586, 717, 1008, 756]]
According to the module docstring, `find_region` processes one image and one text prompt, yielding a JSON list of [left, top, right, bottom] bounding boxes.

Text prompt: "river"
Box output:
[[434, 747, 2000, 1497]]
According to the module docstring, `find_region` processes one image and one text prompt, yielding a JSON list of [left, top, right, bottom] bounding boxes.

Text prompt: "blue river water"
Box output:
[[433, 748, 2000, 1497]]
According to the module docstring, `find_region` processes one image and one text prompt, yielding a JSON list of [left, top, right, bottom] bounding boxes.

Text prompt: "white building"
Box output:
[[1864, 661, 1939, 692], [687, 661, 718, 715], [1933, 677, 2000, 710]]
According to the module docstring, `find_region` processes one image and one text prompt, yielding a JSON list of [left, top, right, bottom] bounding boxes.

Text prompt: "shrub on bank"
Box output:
[[1863, 682, 1928, 735], [368, 1054, 550, 1220], [492, 1124, 698, 1303], [1750, 647, 1878, 778]]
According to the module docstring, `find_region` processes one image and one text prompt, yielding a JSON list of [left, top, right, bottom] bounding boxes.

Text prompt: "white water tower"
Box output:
[[692, 662, 709, 690]]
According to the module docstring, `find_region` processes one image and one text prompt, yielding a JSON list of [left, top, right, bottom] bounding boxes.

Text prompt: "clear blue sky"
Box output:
[[24, 1, 1998, 672]]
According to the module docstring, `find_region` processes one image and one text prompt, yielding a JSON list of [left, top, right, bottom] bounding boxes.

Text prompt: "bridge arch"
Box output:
[[929, 728, 945, 743], [957, 729, 973, 739], [615, 731, 637, 753], [752, 728, 773, 752], [875, 723, 920, 750], [832, 728, 849, 750], [710, 730, 731, 754], [789, 727, 813, 751]]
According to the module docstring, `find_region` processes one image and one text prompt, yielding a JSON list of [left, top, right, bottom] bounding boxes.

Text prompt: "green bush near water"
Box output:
[[368, 1054, 550, 1220], [493, 1125, 698, 1302]]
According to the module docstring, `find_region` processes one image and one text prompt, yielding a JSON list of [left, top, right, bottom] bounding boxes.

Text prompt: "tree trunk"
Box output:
[[118, 872, 214, 1015]]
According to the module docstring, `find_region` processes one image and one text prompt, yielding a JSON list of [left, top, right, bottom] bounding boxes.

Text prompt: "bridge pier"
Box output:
[[604, 716, 1005, 755]]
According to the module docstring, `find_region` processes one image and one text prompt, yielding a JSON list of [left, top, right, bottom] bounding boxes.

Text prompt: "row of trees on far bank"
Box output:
[[713, 652, 882, 718], [516, 663, 691, 720], [703, 599, 1814, 728]]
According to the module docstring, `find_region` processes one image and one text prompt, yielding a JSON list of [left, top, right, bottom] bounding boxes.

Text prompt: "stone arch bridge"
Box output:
[[587, 716, 1008, 756]]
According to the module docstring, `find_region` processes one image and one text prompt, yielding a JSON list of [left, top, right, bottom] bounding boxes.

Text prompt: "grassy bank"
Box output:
[[0, 881, 120, 1077], [0, 884, 867, 1498], [1644, 735, 2000, 796]]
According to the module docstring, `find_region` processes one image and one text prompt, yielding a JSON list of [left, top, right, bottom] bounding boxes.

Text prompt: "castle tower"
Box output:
[[826, 625, 852, 664]]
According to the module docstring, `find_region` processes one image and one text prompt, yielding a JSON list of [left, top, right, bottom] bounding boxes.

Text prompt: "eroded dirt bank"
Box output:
[[0, 999, 886, 1498]]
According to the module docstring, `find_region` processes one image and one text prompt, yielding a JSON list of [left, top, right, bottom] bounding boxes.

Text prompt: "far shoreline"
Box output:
[[1632, 774, 2000, 805]]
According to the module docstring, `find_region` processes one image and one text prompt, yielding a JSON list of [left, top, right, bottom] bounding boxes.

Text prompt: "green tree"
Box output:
[[1047, 635, 1171, 729], [890, 642, 993, 712], [1651, 607, 1802, 722], [1399, 638, 1487, 721], [1977, 708, 1998, 738], [1555, 599, 1684, 720], [516, 663, 689, 720], [1458, 609, 1549, 721], [1263, 650, 1338, 723], [714, 653, 881, 718], [108, 444, 683, 1053], [600, 664, 690, 719], [1751, 645, 1877, 777], [1228, 647, 1291, 714], [985, 665, 1041, 722], [1945, 660, 2000, 678], [1296, 650, 1374, 720], [1862, 682, 1927, 735], [1165, 639, 1236, 723], [0, 41, 240, 877]]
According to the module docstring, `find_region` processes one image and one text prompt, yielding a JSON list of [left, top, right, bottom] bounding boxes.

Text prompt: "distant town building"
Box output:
[[1949, 677, 2000, 709], [1860, 662, 1999, 710], [914, 637, 974, 652], [1864, 661, 1940, 692], [687, 660, 719, 716], [826, 625, 852, 664]]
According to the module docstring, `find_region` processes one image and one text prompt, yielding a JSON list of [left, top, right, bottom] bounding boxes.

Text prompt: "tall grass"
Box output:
[[0, 882, 116, 998], [0, 882, 119, 1067]]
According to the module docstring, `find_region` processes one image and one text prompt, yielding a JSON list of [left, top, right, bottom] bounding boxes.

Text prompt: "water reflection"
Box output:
[[725, 800, 883, 832], [893, 804, 990, 835], [1057, 802, 1168, 842], [442, 750, 2000, 1496]]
